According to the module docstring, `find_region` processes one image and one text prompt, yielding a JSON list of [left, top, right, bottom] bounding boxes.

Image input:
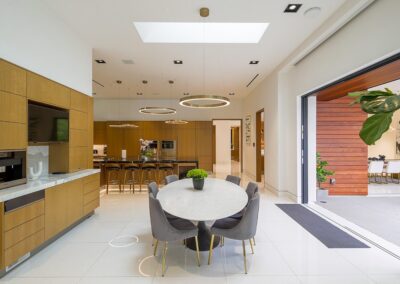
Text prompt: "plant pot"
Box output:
[[192, 178, 205, 190], [317, 188, 329, 203]]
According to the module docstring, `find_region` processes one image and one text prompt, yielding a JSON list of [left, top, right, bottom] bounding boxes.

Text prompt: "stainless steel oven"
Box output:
[[160, 140, 176, 159], [0, 150, 26, 190]]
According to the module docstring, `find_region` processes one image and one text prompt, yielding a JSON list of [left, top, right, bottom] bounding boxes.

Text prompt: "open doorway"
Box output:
[[212, 119, 242, 176], [302, 54, 400, 251], [256, 109, 264, 182]]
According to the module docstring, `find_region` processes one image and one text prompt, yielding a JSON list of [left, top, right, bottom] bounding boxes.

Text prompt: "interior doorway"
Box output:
[[212, 119, 242, 176], [256, 109, 264, 182]]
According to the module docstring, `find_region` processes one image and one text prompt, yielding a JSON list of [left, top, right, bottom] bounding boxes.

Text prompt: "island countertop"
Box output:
[[0, 169, 100, 202], [94, 157, 199, 165]]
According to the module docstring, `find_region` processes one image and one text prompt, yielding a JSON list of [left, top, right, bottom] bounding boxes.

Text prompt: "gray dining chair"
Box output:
[[164, 174, 179, 185], [230, 182, 259, 219], [149, 194, 200, 276], [148, 181, 159, 197], [208, 192, 260, 274], [226, 175, 241, 185]]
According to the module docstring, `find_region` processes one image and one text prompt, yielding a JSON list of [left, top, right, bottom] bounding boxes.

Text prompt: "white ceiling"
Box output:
[[44, 0, 345, 99]]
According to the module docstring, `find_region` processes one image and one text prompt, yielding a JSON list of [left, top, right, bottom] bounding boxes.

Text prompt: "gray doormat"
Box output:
[[276, 204, 369, 248]]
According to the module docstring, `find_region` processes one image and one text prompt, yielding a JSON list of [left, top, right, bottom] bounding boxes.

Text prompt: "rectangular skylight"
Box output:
[[133, 22, 269, 43]]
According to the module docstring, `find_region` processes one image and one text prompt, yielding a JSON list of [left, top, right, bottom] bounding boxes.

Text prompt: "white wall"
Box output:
[[213, 120, 241, 174], [242, 0, 400, 201], [0, 0, 92, 95], [94, 98, 243, 121]]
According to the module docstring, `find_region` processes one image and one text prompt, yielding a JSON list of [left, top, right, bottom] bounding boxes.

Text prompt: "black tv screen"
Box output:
[[28, 102, 69, 143]]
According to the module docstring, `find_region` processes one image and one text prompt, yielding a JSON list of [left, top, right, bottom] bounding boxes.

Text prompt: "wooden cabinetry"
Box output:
[[27, 72, 70, 109], [87, 98, 94, 168], [0, 60, 26, 97], [195, 121, 213, 171], [70, 90, 88, 113], [177, 123, 196, 160], [94, 121, 107, 144], [2, 200, 45, 267], [83, 173, 100, 215]]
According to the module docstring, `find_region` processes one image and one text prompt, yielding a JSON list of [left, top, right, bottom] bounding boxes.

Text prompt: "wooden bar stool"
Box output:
[[123, 163, 141, 192], [105, 163, 122, 194], [141, 163, 158, 187], [158, 163, 174, 184]]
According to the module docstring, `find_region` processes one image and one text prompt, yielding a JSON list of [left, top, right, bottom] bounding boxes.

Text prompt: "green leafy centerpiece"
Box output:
[[186, 168, 208, 190]]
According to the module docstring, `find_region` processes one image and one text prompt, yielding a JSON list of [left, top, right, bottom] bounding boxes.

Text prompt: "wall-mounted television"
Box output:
[[28, 102, 69, 143]]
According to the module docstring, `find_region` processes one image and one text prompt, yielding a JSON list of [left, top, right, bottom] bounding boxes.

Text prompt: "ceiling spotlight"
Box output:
[[229, 93, 235, 96], [137, 92, 143, 96], [142, 80, 148, 84], [116, 80, 122, 84], [200, 7, 210, 18], [183, 92, 189, 96], [174, 60, 183, 64], [284, 4, 302, 13], [95, 59, 106, 64], [168, 80, 174, 84], [249, 60, 259, 65]]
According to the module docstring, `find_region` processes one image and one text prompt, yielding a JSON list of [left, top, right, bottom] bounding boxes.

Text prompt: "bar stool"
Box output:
[[123, 163, 141, 192], [141, 163, 158, 186], [105, 163, 122, 194], [158, 163, 175, 184]]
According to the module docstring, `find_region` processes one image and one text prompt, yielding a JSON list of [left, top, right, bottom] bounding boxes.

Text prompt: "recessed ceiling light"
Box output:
[[229, 93, 235, 96], [116, 80, 122, 84], [142, 80, 148, 84], [168, 80, 174, 84], [284, 4, 302, 13], [92, 93, 97, 96], [249, 60, 259, 65], [174, 60, 183, 64], [95, 59, 106, 64], [137, 92, 143, 96], [183, 92, 189, 96], [134, 22, 269, 44]]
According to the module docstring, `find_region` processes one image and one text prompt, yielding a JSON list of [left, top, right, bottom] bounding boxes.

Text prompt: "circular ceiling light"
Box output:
[[179, 95, 230, 108], [138, 107, 176, 115], [165, 119, 189, 125], [109, 123, 138, 128]]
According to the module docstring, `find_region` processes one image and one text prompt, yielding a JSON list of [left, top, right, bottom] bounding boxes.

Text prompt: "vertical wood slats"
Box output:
[[317, 96, 368, 195]]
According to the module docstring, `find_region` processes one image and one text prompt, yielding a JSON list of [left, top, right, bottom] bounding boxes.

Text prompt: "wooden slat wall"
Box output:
[[317, 96, 368, 195]]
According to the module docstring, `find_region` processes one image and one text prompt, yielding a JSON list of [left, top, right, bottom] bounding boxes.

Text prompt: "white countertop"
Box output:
[[0, 169, 100, 202], [157, 178, 248, 222]]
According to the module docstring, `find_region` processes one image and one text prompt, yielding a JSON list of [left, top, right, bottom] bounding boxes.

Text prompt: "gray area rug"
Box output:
[[319, 196, 400, 247], [276, 204, 369, 248]]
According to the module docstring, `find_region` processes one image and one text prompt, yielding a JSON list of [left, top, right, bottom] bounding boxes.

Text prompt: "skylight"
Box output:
[[133, 22, 269, 44]]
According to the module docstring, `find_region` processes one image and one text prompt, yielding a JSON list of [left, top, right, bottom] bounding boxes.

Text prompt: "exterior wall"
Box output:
[[317, 96, 368, 195]]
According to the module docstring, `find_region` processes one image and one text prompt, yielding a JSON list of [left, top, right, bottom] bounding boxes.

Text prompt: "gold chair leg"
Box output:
[[208, 234, 215, 265], [162, 241, 168, 277], [195, 236, 201, 266], [242, 240, 248, 274], [153, 239, 159, 256], [253, 237, 256, 246], [249, 239, 254, 254]]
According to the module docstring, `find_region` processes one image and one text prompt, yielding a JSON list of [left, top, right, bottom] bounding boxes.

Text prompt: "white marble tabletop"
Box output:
[[0, 169, 100, 202], [157, 178, 248, 221]]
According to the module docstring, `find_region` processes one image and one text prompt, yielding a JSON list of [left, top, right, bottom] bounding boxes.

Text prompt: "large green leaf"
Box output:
[[361, 95, 400, 114], [349, 90, 394, 105], [359, 112, 393, 145]]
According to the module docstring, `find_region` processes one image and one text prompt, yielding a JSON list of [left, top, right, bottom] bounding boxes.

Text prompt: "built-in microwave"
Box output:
[[0, 150, 26, 190], [160, 140, 176, 159]]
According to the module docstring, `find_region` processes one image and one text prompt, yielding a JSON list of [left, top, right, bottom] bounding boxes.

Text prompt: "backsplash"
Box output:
[[27, 146, 49, 179]]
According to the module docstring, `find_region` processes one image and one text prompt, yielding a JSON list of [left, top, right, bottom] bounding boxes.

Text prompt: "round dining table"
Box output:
[[157, 177, 248, 251]]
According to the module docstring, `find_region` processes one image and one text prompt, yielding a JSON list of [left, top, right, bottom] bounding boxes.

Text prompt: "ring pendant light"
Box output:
[[138, 106, 176, 115]]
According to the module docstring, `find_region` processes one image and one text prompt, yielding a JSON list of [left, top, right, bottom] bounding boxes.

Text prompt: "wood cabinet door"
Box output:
[[27, 72, 70, 109], [0, 60, 26, 96], [94, 122, 107, 144], [45, 184, 68, 240], [69, 146, 88, 172], [70, 110, 88, 131], [66, 179, 83, 226], [0, 121, 26, 150], [177, 123, 196, 160], [70, 90, 88, 113]]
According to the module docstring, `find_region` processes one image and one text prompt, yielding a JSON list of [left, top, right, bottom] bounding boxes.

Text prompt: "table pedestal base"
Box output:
[[186, 221, 220, 251]]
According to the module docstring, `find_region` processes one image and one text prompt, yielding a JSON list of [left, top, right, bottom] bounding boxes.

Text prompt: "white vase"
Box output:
[[29, 161, 43, 180]]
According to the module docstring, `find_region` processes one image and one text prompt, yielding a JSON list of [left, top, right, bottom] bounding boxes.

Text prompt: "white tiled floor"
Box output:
[[1, 173, 400, 283]]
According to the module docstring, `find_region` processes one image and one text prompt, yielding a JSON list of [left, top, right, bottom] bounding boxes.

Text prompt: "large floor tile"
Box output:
[[368, 274, 400, 284], [0, 278, 79, 284], [226, 275, 301, 284], [297, 274, 375, 284], [79, 276, 153, 283]]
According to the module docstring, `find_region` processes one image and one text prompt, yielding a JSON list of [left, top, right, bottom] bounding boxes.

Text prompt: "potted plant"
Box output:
[[186, 169, 208, 190], [316, 153, 334, 202]]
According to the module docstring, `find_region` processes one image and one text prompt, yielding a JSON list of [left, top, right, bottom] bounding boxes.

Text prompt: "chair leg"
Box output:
[[123, 170, 127, 192], [253, 237, 256, 246], [249, 239, 254, 254], [106, 171, 110, 194], [162, 241, 168, 277], [153, 239, 159, 256], [208, 234, 215, 265], [242, 240, 248, 274], [195, 236, 201, 266]]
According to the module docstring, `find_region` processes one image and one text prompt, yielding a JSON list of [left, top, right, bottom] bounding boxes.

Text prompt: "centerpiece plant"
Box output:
[[186, 168, 208, 190]]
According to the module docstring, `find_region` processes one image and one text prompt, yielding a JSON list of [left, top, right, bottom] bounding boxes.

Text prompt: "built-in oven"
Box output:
[[0, 150, 27, 190], [160, 140, 176, 159]]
